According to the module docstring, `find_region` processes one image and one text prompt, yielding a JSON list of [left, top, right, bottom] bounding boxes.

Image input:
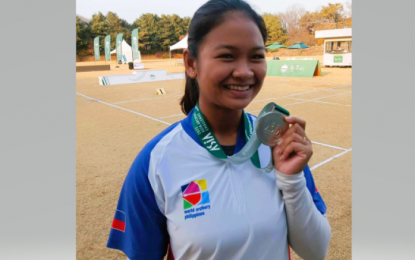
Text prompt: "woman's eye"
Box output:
[[252, 55, 265, 59], [218, 54, 233, 59]]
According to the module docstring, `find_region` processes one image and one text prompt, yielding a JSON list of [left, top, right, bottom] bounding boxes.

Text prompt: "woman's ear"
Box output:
[[183, 48, 197, 78]]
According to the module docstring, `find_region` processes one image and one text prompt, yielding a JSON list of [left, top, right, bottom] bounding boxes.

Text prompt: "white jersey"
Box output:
[[107, 108, 331, 260]]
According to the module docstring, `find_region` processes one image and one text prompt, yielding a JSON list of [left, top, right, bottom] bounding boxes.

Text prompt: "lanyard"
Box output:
[[192, 102, 289, 172]]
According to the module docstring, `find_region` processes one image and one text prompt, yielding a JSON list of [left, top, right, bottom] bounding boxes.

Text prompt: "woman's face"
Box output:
[[192, 12, 266, 111]]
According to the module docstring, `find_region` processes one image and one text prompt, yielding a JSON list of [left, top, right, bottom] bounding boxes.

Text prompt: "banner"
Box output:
[[104, 35, 111, 61], [116, 33, 123, 63], [266, 60, 322, 78], [94, 37, 100, 61], [131, 29, 140, 62], [99, 69, 168, 85]]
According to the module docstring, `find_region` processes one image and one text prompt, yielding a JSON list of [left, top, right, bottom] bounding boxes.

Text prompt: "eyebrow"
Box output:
[[214, 45, 266, 51]]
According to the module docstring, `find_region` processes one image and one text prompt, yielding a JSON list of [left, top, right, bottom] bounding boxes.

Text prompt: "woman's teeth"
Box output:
[[226, 85, 250, 91]]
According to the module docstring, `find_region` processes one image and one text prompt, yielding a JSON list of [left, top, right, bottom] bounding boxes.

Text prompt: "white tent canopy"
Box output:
[[169, 35, 188, 64], [169, 35, 188, 50], [110, 39, 133, 63]]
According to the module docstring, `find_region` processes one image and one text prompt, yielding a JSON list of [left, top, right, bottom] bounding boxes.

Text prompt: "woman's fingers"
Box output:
[[284, 116, 306, 131], [278, 132, 304, 150], [279, 142, 301, 161], [279, 140, 312, 161], [277, 123, 307, 154], [272, 116, 312, 175]]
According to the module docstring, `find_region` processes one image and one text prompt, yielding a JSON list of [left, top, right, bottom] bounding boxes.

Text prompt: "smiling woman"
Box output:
[[186, 12, 266, 112], [183, 12, 268, 145], [106, 1, 331, 260]]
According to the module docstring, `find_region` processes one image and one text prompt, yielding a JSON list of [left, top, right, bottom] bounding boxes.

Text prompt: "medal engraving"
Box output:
[[256, 111, 287, 147]]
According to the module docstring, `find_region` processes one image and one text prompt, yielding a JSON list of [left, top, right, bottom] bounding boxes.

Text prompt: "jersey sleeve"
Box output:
[[303, 164, 327, 215], [275, 167, 331, 260], [107, 150, 169, 260]]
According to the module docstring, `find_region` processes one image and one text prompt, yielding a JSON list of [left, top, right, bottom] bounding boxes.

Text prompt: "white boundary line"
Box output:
[[283, 91, 351, 107], [299, 91, 351, 101], [251, 84, 351, 103], [287, 97, 351, 107], [112, 83, 351, 106], [249, 91, 351, 113], [157, 88, 352, 118], [159, 113, 186, 119], [310, 148, 352, 171], [113, 94, 182, 104], [264, 78, 352, 86], [311, 141, 347, 151], [76, 92, 172, 126]]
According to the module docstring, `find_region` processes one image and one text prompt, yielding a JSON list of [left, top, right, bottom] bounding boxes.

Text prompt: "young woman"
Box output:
[[107, 0, 331, 259]]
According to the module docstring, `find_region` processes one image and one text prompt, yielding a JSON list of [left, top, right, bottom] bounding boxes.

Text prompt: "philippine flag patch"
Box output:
[[111, 210, 126, 232]]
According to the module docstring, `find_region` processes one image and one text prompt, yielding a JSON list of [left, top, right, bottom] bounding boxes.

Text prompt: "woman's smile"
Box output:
[[222, 84, 255, 98], [224, 85, 252, 91]]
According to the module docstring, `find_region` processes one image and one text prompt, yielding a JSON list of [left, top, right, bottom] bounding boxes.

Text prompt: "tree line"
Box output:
[[76, 2, 351, 57]]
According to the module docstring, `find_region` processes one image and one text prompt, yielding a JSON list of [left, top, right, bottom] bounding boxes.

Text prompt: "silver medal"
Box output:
[[255, 107, 288, 147]]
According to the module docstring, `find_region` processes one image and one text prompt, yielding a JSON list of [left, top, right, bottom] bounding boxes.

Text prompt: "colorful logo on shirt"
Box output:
[[181, 179, 210, 209], [181, 180, 211, 220], [111, 210, 126, 232]]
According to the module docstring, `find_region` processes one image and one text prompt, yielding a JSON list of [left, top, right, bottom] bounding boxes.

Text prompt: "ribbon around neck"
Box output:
[[192, 102, 289, 173]]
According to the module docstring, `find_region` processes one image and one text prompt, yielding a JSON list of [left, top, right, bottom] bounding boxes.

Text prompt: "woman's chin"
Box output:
[[222, 99, 252, 111]]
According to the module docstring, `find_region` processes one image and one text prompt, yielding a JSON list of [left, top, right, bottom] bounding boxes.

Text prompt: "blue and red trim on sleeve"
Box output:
[[303, 164, 327, 215], [107, 122, 180, 260]]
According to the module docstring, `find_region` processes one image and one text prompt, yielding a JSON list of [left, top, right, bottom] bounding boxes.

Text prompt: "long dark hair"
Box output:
[[180, 0, 268, 115]]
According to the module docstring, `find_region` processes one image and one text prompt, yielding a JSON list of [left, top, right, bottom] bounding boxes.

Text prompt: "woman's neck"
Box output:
[[198, 100, 243, 146]]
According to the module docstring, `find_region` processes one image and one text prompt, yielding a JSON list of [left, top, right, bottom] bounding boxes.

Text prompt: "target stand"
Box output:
[[156, 88, 166, 95]]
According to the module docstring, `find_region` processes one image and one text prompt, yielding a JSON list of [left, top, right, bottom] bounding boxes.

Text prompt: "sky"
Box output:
[[76, 0, 346, 23]]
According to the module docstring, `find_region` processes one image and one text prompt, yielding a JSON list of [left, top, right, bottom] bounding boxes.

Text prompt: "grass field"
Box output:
[[76, 57, 352, 260]]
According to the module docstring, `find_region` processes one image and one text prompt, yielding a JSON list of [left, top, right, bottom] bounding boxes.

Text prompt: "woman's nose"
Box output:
[[232, 60, 254, 80]]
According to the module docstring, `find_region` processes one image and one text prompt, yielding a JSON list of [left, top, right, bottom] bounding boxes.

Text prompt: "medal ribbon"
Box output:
[[192, 103, 261, 168], [192, 103, 289, 172]]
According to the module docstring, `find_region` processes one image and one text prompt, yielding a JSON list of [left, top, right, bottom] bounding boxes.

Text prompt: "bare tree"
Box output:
[[344, 1, 352, 18], [279, 4, 306, 33]]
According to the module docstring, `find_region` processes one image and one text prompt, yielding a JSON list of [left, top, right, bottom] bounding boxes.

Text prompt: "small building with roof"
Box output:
[[315, 28, 352, 67]]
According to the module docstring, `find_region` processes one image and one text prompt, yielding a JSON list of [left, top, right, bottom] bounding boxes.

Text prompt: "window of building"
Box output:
[[325, 41, 352, 53]]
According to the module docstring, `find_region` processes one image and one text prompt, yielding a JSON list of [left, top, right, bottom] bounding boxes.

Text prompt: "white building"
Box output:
[[315, 28, 352, 67]]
